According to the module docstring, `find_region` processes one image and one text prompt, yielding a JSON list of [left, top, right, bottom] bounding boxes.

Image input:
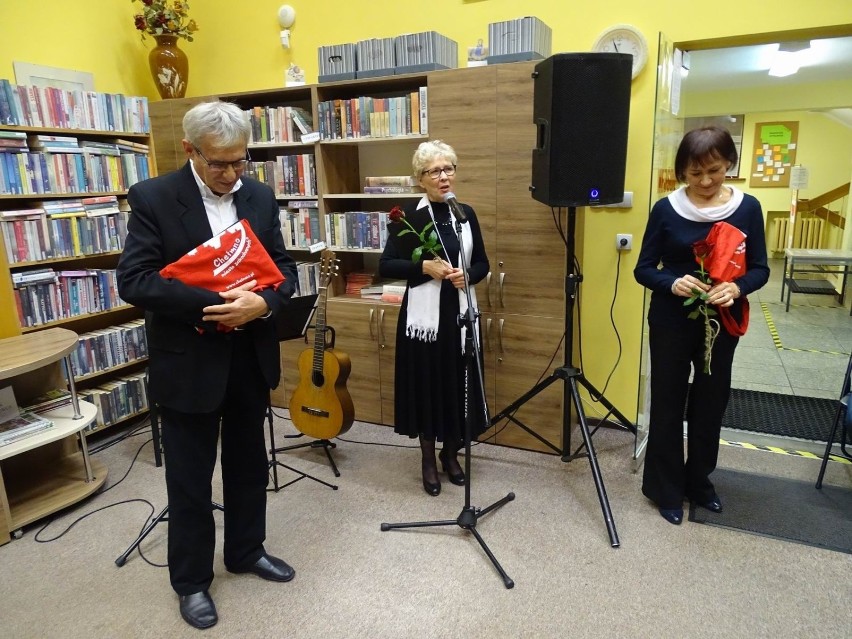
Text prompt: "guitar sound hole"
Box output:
[[312, 371, 325, 387]]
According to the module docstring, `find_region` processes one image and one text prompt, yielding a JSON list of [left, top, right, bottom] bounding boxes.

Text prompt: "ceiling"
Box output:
[[681, 36, 852, 127]]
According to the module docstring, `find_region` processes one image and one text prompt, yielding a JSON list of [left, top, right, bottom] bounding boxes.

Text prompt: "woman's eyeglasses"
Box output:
[[193, 146, 251, 172], [422, 165, 456, 179]]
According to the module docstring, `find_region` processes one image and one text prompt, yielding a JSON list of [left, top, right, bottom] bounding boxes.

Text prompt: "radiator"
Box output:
[[770, 217, 825, 251]]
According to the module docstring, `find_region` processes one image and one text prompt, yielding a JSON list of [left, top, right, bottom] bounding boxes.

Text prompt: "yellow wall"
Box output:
[[2, 1, 851, 418]]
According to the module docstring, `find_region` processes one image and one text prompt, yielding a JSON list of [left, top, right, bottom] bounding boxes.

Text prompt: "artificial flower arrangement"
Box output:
[[132, 0, 198, 41], [388, 205, 442, 263]]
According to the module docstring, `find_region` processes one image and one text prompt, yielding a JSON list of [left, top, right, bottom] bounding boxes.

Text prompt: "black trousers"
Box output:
[[159, 334, 270, 595], [642, 319, 739, 509]]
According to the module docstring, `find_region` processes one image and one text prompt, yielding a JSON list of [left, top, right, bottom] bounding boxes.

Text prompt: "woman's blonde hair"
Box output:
[[412, 140, 458, 177]]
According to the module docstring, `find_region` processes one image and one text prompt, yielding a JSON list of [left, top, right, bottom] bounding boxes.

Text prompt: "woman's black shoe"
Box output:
[[659, 508, 684, 525], [697, 496, 723, 513], [438, 448, 465, 486], [421, 459, 441, 496]]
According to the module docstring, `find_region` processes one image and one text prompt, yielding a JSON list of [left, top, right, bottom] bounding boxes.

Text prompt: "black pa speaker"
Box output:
[[530, 53, 632, 207]]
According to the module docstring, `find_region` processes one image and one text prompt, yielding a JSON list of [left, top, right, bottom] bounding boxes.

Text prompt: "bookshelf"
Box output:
[[0, 328, 108, 545], [149, 64, 568, 452], [0, 86, 156, 435]]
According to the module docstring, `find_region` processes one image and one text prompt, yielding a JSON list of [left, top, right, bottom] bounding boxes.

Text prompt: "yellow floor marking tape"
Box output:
[[760, 302, 849, 356], [721, 438, 852, 465]]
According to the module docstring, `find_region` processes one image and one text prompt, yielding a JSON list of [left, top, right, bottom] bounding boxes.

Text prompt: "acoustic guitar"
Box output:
[[289, 250, 355, 439]]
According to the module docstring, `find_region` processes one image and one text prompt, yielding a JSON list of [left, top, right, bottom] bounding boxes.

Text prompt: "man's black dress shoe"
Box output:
[[229, 553, 295, 582], [179, 591, 217, 629], [696, 496, 723, 513], [438, 448, 465, 486], [659, 508, 684, 525]]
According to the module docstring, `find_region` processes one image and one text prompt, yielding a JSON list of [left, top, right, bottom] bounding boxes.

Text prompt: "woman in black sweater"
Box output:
[[634, 126, 770, 525]]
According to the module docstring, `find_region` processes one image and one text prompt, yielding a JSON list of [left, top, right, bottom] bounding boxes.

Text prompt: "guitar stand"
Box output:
[[266, 404, 338, 492], [273, 437, 341, 477], [115, 502, 224, 567]]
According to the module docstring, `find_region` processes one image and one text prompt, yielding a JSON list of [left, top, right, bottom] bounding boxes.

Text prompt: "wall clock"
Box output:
[[592, 24, 649, 80]]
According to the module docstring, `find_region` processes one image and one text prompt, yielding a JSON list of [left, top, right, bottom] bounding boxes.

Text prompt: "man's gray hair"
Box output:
[[183, 101, 251, 148]]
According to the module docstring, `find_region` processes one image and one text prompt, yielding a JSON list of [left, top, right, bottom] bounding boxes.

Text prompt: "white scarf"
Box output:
[[406, 197, 478, 350], [668, 185, 744, 222]]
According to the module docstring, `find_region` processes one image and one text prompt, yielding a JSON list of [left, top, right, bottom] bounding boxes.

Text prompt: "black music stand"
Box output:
[[266, 294, 339, 492]]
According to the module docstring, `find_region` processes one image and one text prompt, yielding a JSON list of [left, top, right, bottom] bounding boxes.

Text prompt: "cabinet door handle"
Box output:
[[486, 317, 492, 351], [499, 272, 506, 307], [379, 308, 385, 343], [486, 271, 492, 307], [369, 308, 375, 339], [498, 318, 505, 353]]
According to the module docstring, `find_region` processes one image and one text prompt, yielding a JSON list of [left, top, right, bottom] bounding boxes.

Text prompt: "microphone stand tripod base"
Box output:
[[380, 491, 516, 589]]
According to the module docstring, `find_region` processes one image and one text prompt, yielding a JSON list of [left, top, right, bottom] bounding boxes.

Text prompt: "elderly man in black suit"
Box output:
[[117, 101, 298, 630]]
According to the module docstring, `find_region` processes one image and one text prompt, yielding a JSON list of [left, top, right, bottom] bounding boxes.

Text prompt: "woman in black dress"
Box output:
[[379, 140, 490, 496]]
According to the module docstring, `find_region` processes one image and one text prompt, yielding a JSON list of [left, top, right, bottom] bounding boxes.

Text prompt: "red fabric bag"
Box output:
[[160, 219, 285, 331], [704, 221, 749, 336]]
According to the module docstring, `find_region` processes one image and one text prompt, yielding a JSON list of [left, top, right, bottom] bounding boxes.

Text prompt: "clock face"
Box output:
[[592, 25, 648, 79]]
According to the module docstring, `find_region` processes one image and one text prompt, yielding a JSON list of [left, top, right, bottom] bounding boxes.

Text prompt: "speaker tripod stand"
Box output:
[[490, 205, 636, 548], [381, 215, 515, 589]]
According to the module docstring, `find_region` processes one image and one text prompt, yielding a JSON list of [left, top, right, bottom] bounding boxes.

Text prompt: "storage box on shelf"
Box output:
[[0, 327, 108, 545], [486, 16, 552, 64], [148, 66, 569, 453], [0, 86, 157, 435]]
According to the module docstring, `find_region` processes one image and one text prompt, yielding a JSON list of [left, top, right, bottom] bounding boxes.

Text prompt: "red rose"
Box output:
[[142, 0, 154, 5], [388, 206, 404, 223], [692, 239, 714, 260], [134, 15, 147, 30]]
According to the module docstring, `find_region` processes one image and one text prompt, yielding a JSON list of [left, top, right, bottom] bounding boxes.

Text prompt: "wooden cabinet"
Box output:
[[0, 328, 108, 545], [324, 298, 398, 426], [148, 65, 568, 451]]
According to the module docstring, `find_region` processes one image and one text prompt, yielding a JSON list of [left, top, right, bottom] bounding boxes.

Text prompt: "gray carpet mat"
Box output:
[[721, 388, 840, 442], [688, 467, 852, 554]]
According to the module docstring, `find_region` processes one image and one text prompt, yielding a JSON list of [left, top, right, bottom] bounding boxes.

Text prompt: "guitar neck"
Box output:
[[312, 285, 328, 371]]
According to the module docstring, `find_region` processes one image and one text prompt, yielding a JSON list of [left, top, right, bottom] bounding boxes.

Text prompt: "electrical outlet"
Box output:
[[616, 233, 632, 251]]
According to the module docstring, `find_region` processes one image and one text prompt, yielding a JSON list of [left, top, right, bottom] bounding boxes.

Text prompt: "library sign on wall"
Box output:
[[750, 121, 798, 188]]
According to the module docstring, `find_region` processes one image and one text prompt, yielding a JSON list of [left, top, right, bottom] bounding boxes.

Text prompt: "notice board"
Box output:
[[749, 121, 798, 188]]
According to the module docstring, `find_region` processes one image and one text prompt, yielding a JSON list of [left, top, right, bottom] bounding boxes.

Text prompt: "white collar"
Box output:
[[668, 185, 744, 222]]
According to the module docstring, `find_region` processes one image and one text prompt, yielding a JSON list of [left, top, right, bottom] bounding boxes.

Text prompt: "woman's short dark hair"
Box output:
[[674, 126, 738, 182]]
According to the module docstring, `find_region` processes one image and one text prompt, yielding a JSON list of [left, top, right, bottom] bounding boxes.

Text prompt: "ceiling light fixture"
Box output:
[[768, 40, 811, 77]]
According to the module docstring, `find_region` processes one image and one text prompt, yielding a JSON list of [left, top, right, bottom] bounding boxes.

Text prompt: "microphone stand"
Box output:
[[381, 215, 515, 589]]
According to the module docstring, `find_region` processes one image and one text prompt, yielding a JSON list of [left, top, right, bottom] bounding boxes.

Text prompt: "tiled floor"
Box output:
[[732, 258, 851, 400]]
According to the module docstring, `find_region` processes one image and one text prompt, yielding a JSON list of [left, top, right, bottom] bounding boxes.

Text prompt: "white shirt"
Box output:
[[189, 159, 242, 234]]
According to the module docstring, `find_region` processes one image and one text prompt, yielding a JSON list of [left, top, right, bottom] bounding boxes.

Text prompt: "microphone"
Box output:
[[443, 192, 468, 224]]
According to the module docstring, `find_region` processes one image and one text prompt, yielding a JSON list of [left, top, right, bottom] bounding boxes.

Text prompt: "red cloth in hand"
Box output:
[[704, 221, 749, 336], [160, 219, 285, 331]]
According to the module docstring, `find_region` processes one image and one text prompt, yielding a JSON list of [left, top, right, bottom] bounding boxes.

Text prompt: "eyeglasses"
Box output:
[[193, 146, 251, 172], [422, 165, 456, 179]]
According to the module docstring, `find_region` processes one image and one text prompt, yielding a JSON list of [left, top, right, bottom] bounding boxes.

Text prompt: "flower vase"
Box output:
[[149, 34, 188, 99]]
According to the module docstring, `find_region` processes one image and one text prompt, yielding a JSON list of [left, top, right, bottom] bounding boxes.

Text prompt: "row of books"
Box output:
[[317, 88, 428, 141], [326, 211, 391, 251], [363, 174, 422, 194], [243, 153, 317, 197], [65, 319, 149, 380], [294, 261, 323, 297], [1, 197, 130, 263], [246, 105, 314, 145], [280, 206, 321, 250], [488, 17, 552, 58], [0, 79, 150, 133], [11, 267, 123, 328], [0, 141, 150, 195], [79, 371, 149, 432]]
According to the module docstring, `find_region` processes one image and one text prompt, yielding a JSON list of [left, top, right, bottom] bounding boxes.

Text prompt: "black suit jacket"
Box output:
[[116, 162, 297, 413]]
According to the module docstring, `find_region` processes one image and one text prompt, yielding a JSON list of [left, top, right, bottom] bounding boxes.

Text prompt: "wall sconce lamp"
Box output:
[[278, 5, 296, 49]]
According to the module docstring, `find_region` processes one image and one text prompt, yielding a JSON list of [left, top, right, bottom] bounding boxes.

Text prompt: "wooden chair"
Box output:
[[815, 351, 852, 488]]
